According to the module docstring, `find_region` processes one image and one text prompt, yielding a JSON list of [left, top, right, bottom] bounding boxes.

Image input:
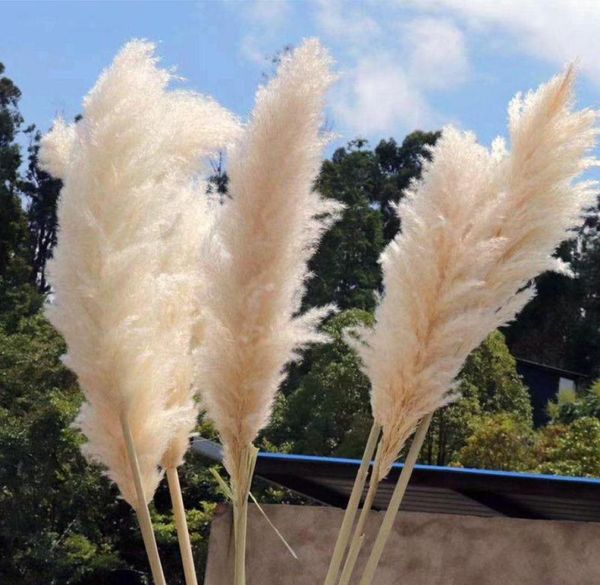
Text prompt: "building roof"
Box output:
[[514, 357, 590, 426], [515, 357, 589, 381], [192, 438, 600, 523]]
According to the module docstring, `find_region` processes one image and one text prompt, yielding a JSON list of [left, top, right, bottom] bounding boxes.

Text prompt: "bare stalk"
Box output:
[[358, 413, 434, 585], [232, 445, 258, 585], [166, 467, 197, 585], [336, 440, 383, 585], [323, 422, 381, 585], [121, 413, 167, 585]]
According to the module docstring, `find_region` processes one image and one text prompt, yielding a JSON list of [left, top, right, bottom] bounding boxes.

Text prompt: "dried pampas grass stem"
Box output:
[[166, 468, 198, 585], [336, 439, 382, 585], [332, 417, 432, 585], [232, 445, 259, 585], [323, 423, 380, 585], [358, 414, 433, 585], [121, 413, 167, 585]]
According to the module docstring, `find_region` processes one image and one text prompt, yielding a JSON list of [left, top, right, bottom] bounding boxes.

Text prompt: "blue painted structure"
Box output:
[[193, 438, 600, 522]]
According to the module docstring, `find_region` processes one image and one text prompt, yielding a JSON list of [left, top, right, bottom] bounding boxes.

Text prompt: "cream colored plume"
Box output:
[[41, 40, 240, 507], [157, 181, 213, 471], [355, 67, 598, 481], [195, 39, 342, 481], [39, 118, 76, 180]]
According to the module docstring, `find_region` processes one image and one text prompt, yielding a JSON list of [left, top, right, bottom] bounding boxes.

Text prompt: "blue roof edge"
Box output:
[[257, 450, 600, 486]]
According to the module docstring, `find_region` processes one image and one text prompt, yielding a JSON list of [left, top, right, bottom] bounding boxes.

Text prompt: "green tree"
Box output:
[[545, 377, 600, 424], [422, 331, 532, 466], [536, 417, 600, 478], [0, 63, 40, 328], [421, 383, 481, 467], [566, 224, 600, 376], [505, 208, 600, 377], [0, 314, 224, 584], [0, 315, 125, 584], [304, 133, 440, 312], [20, 129, 62, 293], [272, 324, 532, 469], [268, 309, 374, 457], [373, 131, 441, 240], [454, 413, 536, 472], [460, 331, 532, 420], [304, 141, 385, 312]]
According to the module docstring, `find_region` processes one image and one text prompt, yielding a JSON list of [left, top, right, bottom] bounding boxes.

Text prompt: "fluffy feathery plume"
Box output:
[[330, 68, 599, 585], [157, 182, 213, 471], [356, 67, 598, 483], [39, 117, 76, 180], [155, 183, 218, 585], [195, 39, 341, 584], [41, 40, 240, 508], [197, 38, 341, 479]]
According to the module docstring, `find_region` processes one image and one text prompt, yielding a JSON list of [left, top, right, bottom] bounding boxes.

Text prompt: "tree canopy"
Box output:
[[0, 63, 41, 329], [304, 132, 440, 312]]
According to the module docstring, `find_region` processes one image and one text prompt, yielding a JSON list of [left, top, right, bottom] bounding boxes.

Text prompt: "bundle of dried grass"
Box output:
[[195, 39, 341, 585], [328, 68, 598, 585], [41, 40, 239, 585], [363, 67, 596, 485]]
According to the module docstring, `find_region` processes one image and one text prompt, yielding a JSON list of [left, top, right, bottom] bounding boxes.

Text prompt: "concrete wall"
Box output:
[[205, 504, 600, 584]]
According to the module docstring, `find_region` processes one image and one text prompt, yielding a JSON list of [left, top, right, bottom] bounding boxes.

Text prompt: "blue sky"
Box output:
[[2, 0, 600, 155]]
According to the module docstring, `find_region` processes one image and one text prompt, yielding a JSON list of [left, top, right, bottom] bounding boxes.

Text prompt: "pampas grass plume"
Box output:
[[355, 67, 598, 481], [41, 40, 240, 507], [196, 38, 342, 483]]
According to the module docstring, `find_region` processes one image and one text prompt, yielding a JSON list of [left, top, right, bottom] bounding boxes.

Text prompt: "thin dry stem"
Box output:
[[121, 413, 167, 585], [358, 414, 434, 585], [337, 442, 382, 585], [231, 444, 258, 585], [166, 467, 198, 585], [323, 423, 381, 585]]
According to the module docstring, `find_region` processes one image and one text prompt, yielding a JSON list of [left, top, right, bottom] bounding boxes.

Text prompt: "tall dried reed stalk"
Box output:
[[195, 39, 341, 585], [326, 67, 598, 585], [154, 107, 240, 585], [41, 40, 239, 585]]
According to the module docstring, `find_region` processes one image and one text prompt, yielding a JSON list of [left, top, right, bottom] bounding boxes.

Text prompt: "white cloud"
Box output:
[[332, 57, 435, 136], [234, 0, 291, 67], [403, 17, 469, 90], [315, 0, 381, 43], [409, 0, 600, 86], [232, 0, 600, 141], [246, 0, 291, 27], [235, 0, 472, 139], [240, 35, 267, 66], [326, 15, 467, 137]]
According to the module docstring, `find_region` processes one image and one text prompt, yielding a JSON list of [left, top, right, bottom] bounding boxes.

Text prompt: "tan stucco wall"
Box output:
[[204, 504, 600, 584]]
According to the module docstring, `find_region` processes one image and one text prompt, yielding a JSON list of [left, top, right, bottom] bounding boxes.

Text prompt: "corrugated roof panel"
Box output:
[[191, 438, 600, 523]]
